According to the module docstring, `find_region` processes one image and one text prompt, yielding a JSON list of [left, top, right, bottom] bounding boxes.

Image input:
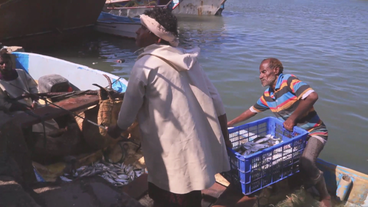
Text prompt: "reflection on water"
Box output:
[[32, 0, 368, 174]]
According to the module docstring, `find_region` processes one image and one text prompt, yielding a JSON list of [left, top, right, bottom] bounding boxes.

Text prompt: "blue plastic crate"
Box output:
[[222, 117, 308, 195]]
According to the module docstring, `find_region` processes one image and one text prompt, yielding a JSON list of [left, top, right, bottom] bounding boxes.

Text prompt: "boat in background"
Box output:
[[0, 0, 107, 49], [11, 50, 128, 93], [172, 0, 226, 16], [94, 12, 141, 39], [104, 0, 181, 18], [103, 0, 225, 17]]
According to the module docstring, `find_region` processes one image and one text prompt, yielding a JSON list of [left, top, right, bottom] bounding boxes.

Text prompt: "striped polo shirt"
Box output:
[[250, 73, 328, 138]]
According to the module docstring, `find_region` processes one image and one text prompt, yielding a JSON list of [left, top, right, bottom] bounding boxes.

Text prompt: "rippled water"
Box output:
[[33, 0, 368, 173]]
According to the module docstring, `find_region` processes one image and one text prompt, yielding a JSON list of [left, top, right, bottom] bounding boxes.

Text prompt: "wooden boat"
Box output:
[[0, 48, 149, 206], [12, 50, 128, 93], [94, 12, 141, 39], [200, 159, 368, 207], [0, 0, 107, 49], [104, 0, 181, 18], [6, 47, 131, 160]]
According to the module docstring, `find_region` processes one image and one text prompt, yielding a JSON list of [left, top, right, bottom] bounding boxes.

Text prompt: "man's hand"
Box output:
[[227, 121, 233, 127], [225, 139, 233, 149], [283, 118, 296, 132], [21, 92, 39, 100], [107, 125, 123, 139], [31, 101, 38, 109]]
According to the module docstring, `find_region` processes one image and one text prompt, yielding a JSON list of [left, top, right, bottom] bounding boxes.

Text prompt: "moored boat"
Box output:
[[104, 0, 225, 17], [172, 0, 226, 16], [206, 158, 368, 207], [94, 12, 141, 39], [12, 51, 128, 93], [0, 47, 149, 206], [104, 0, 181, 18], [0, 0, 107, 49]]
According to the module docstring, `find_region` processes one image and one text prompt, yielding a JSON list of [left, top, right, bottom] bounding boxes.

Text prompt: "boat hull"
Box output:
[[0, 0, 106, 49], [12, 52, 128, 93], [210, 158, 368, 207], [95, 22, 140, 39], [94, 12, 141, 39], [104, 6, 150, 18], [172, 0, 226, 16], [317, 159, 368, 206]]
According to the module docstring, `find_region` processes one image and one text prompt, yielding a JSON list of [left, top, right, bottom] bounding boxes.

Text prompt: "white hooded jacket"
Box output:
[[117, 44, 230, 194]]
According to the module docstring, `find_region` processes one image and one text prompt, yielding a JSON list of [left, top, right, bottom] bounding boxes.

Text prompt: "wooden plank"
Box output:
[[121, 173, 149, 200], [211, 184, 257, 207], [215, 173, 230, 187], [202, 183, 227, 201], [13, 94, 99, 127]]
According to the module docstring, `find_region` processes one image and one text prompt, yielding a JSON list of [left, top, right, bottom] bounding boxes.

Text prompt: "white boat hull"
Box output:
[[173, 0, 225, 16], [12, 52, 128, 93]]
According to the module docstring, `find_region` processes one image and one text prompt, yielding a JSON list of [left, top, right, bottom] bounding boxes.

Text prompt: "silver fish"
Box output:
[[60, 176, 73, 182], [61, 160, 144, 186]]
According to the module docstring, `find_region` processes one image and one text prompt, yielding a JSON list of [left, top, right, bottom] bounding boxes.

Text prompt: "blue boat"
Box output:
[[95, 12, 141, 39], [209, 158, 368, 207], [316, 159, 368, 207]]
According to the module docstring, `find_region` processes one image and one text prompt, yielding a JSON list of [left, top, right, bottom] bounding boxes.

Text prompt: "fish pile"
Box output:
[[234, 134, 283, 156], [229, 129, 302, 171], [60, 161, 146, 187]]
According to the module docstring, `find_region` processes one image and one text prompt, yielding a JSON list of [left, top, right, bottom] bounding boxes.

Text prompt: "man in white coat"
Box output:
[[107, 8, 231, 207]]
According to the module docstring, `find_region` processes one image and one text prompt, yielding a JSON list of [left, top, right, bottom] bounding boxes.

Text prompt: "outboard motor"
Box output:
[[38, 74, 72, 93], [37, 74, 74, 128]]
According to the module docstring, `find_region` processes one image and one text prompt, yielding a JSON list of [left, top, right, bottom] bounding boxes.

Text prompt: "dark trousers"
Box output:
[[148, 182, 202, 207]]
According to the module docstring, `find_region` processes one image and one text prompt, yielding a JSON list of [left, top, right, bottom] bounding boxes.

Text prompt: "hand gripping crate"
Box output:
[[222, 117, 308, 195]]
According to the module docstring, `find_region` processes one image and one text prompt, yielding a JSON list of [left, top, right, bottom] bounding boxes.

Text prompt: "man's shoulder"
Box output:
[[282, 74, 298, 80], [14, 69, 26, 74], [262, 88, 270, 96]]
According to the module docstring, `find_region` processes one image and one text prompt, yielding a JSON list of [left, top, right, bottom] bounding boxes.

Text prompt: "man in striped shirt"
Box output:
[[228, 58, 331, 207]]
